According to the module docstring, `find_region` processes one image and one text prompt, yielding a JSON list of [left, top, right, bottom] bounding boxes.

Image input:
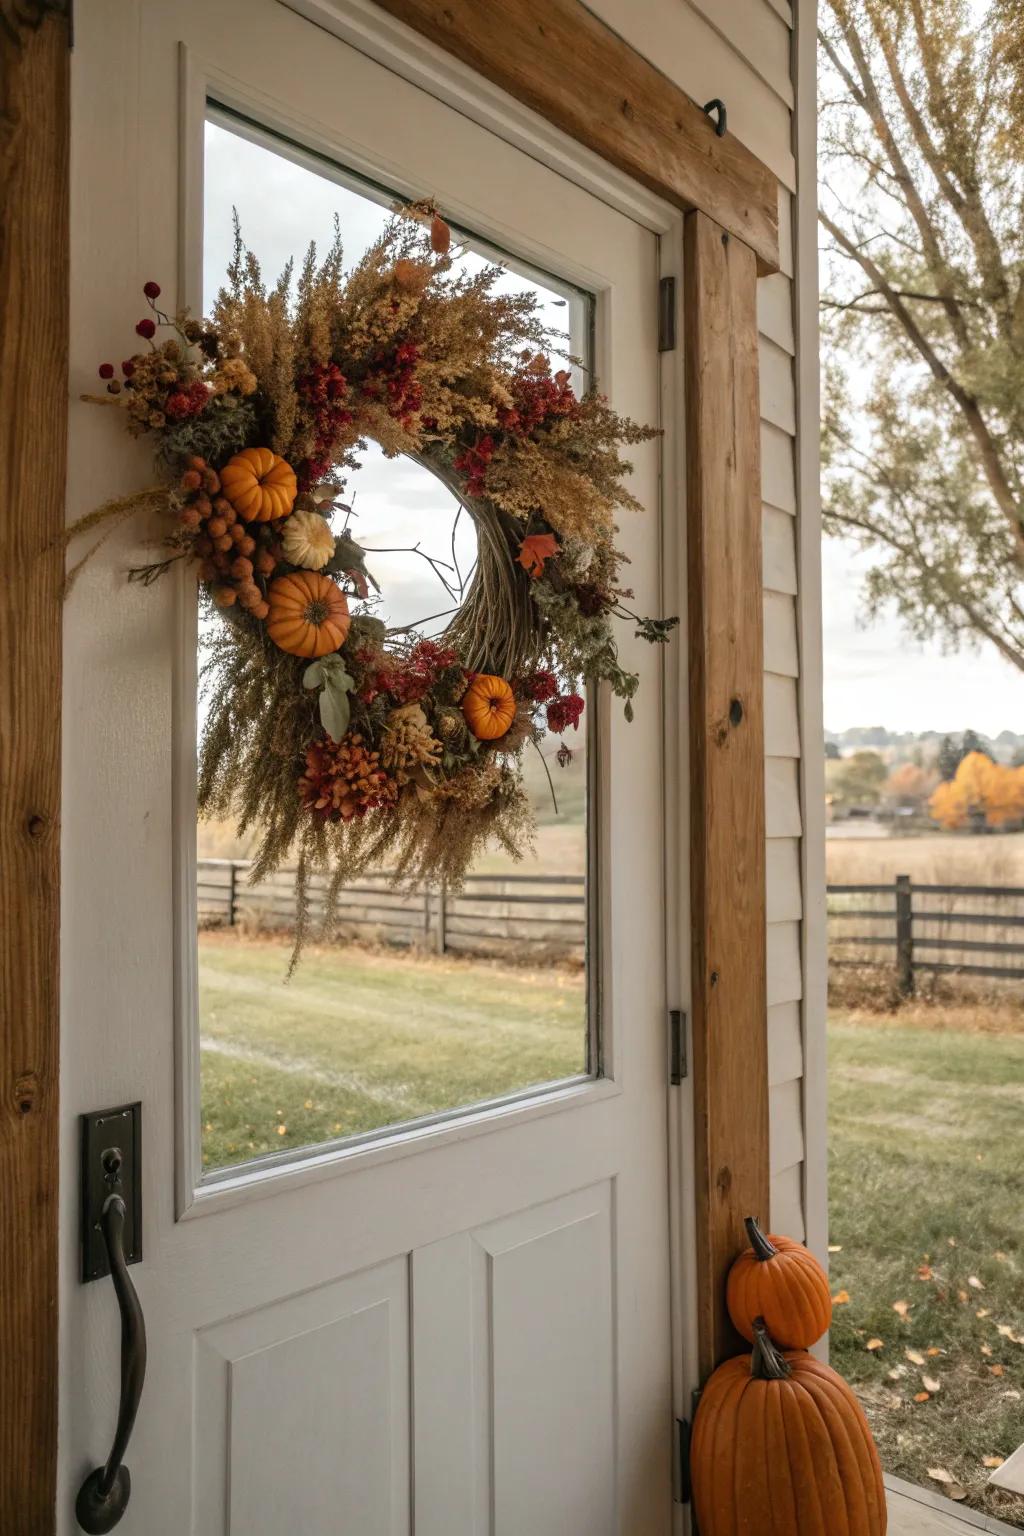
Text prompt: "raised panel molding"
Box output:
[[194, 1259, 410, 1535], [413, 1184, 616, 1536]]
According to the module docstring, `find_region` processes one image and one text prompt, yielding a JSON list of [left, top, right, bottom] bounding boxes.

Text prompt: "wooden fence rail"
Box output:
[[197, 859, 587, 958], [827, 876, 1024, 993]]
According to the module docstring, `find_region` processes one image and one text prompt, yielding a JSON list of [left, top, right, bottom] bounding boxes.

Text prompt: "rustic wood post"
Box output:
[[434, 879, 448, 955], [685, 210, 770, 1379], [896, 874, 914, 997], [227, 861, 238, 927], [0, 5, 70, 1528]]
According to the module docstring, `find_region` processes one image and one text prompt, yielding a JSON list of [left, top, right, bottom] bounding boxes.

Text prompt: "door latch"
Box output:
[[81, 1102, 142, 1282]]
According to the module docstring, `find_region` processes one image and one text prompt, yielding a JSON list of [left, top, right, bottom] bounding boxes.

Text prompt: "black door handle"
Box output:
[[75, 1185, 147, 1533]]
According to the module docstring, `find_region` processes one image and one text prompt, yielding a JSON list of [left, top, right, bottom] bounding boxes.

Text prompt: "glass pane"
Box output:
[[196, 112, 595, 1176]]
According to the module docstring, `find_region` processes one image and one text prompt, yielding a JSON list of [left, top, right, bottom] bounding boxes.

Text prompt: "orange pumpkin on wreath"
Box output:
[[691, 1321, 886, 1536], [726, 1215, 832, 1350], [220, 447, 298, 522], [266, 571, 351, 658], [462, 673, 516, 740]]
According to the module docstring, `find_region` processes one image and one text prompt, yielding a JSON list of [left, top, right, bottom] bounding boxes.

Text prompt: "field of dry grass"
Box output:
[[827, 831, 1024, 886]]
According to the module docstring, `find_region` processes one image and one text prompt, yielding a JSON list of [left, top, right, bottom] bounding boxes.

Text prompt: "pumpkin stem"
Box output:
[[744, 1215, 778, 1262], [750, 1319, 792, 1381]]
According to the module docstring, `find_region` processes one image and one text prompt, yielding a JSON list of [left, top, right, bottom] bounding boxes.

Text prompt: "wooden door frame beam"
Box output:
[[0, 2, 70, 1529], [365, 0, 780, 276]]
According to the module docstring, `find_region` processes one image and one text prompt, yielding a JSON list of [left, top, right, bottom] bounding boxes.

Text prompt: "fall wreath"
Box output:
[[73, 205, 676, 960]]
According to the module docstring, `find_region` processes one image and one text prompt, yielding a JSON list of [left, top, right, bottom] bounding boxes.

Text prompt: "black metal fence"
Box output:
[[828, 877, 1024, 992], [197, 859, 586, 959]]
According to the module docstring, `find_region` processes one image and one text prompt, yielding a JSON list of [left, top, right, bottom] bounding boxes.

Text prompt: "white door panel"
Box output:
[[61, 1, 683, 1530]]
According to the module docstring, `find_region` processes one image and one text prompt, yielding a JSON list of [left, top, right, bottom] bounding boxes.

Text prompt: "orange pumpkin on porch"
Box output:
[[691, 1322, 886, 1536], [219, 447, 298, 523], [266, 570, 351, 658], [726, 1215, 832, 1349]]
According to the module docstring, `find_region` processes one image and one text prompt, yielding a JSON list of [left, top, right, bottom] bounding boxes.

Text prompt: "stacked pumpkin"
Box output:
[[692, 1216, 887, 1535]]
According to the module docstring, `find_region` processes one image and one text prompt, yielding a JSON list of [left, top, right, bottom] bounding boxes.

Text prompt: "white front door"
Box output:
[[61, 4, 685, 1532]]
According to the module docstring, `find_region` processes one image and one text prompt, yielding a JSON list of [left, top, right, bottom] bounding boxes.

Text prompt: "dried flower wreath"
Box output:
[[72, 204, 677, 961]]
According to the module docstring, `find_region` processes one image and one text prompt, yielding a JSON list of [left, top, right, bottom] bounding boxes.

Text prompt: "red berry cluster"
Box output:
[[453, 433, 495, 496], [297, 363, 353, 487], [177, 457, 277, 619], [546, 693, 585, 734], [364, 340, 423, 430], [498, 367, 579, 435], [355, 638, 458, 706]]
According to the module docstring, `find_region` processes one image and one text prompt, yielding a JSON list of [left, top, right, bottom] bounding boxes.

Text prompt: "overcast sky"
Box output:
[[204, 118, 1023, 740], [821, 536, 1023, 737]]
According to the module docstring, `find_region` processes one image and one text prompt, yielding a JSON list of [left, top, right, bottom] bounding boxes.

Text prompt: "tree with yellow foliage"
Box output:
[[929, 751, 1024, 829]]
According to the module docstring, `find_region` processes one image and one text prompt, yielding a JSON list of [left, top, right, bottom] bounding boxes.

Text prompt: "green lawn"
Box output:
[[198, 940, 1024, 1524], [829, 1014, 1024, 1527], [199, 933, 585, 1169]]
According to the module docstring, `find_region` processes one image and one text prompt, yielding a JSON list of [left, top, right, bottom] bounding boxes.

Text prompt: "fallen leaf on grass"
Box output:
[[892, 1300, 911, 1319], [926, 1347, 942, 1357], [983, 1456, 1005, 1469], [922, 1375, 942, 1393], [982, 1345, 993, 1357], [988, 1364, 1005, 1377], [977, 1308, 992, 1318], [1003, 1390, 1021, 1400], [917, 1264, 934, 1281], [866, 1338, 884, 1352], [906, 1348, 926, 1366], [958, 1290, 969, 1303], [969, 1275, 985, 1290], [828, 1244, 842, 1253], [832, 1289, 850, 1305], [996, 1324, 1024, 1344], [948, 1237, 957, 1247], [888, 1367, 908, 1381], [928, 1469, 967, 1500], [914, 1392, 931, 1403]]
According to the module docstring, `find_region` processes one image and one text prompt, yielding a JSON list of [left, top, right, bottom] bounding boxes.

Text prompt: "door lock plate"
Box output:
[[81, 1102, 142, 1282]]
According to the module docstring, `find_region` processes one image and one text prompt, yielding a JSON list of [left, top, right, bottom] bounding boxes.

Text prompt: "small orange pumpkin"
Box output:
[[462, 674, 516, 740], [266, 571, 351, 658], [726, 1215, 832, 1350], [691, 1321, 886, 1536], [220, 447, 298, 523]]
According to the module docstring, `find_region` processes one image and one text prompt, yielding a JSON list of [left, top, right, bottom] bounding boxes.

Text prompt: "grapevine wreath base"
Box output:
[[72, 205, 676, 965]]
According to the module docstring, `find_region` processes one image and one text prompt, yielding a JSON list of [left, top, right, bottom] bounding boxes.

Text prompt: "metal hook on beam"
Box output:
[[703, 99, 727, 137]]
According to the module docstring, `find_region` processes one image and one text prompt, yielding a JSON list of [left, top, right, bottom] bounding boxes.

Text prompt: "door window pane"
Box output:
[[196, 112, 595, 1176]]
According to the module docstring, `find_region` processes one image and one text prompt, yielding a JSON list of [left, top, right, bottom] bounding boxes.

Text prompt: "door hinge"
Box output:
[[669, 1008, 687, 1085], [674, 1415, 691, 1504], [658, 275, 676, 352]]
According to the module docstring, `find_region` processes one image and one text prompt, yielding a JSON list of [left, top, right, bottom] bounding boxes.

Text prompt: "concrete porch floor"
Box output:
[[888, 1476, 1020, 1534]]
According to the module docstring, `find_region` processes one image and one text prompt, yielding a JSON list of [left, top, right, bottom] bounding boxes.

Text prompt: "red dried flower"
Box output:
[[98, 363, 114, 380], [164, 379, 209, 420], [135, 318, 156, 339], [523, 670, 558, 703], [143, 281, 161, 299], [121, 360, 136, 377], [546, 693, 585, 734]]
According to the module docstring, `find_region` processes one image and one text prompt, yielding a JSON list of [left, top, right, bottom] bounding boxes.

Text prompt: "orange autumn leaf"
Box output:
[[983, 1456, 1005, 1469], [914, 1391, 931, 1403], [517, 532, 559, 578], [866, 1338, 884, 1351], [892, 1300, 911, 1319], [832, 1289, 851, 1305], [988, 1364, 1005, 1377]]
